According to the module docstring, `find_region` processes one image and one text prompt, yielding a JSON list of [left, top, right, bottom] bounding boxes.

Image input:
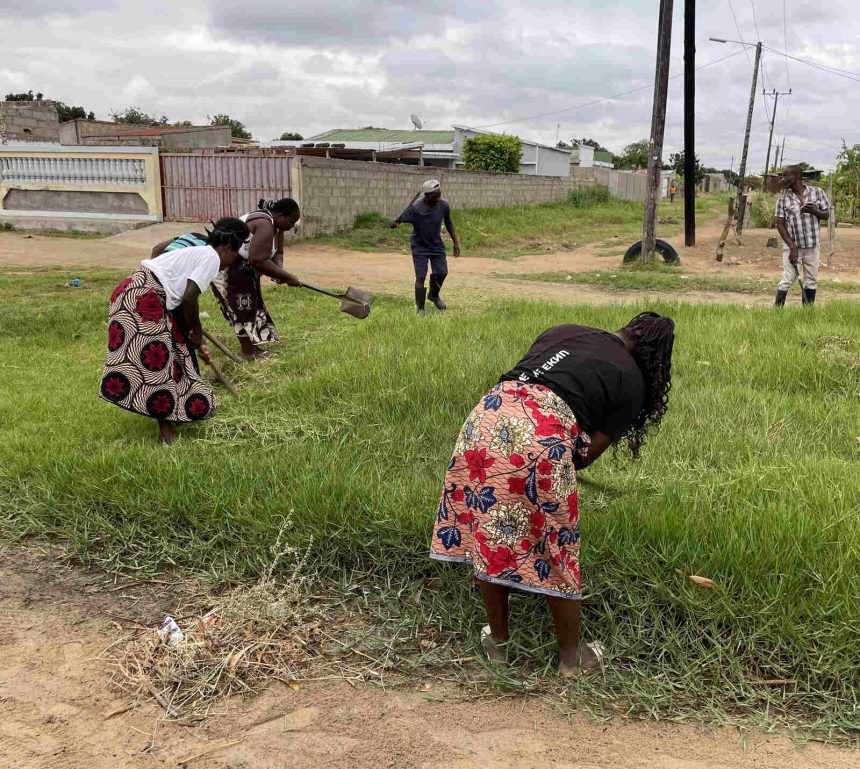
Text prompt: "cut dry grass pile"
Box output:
[[106, 520, 328, 722]]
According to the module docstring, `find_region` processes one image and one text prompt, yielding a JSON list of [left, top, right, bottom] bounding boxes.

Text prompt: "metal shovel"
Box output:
[[300, 282, 373, 320]]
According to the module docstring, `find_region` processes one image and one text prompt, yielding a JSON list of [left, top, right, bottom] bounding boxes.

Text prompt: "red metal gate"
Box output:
[[159, 154, 293, 221]]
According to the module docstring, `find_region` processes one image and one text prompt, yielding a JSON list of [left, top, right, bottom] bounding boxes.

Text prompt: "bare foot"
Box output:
[[158, 421, 175, 445], [480, 625, 507, 663], [558, 642, 602, 677]]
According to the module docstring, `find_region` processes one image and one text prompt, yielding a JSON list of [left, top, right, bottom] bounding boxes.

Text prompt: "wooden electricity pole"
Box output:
[[684, 0, 696, 246], [642, 0, 675, 260], [763, 88, 791, 178], [735, 41, 762, 236]]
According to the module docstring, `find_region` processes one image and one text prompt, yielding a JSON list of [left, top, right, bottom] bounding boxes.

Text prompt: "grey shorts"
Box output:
[[412, 251, 448, 279]]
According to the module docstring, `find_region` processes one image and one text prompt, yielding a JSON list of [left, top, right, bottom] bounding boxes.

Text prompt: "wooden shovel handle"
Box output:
[[202, 329, 243, 364]]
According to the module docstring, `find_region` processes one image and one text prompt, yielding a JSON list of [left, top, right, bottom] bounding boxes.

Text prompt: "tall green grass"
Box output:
[[309, 190, 730, 259], [515, 264, 860, 295], [1, 269, 858, 738]]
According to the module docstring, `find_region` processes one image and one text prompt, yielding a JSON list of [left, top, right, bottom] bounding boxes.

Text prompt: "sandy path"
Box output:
[[2, 216, 858, 307], [1, 546, 855, 769]]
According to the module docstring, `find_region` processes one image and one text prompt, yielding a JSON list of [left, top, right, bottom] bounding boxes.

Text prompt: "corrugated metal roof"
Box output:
[[309, 128, 456, 144], [594, 150, 614, 163]]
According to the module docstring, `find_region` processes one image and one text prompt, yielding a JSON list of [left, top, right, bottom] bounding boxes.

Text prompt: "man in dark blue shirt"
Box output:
[[391, 179, 461, 314]]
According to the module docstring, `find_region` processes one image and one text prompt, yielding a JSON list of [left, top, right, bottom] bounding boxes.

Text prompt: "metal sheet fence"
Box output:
[[160, 154, 292, 221]]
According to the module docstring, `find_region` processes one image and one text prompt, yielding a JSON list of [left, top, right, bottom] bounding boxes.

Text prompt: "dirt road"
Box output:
[[1, 217, 858, 307], [1, 547, 854, 769]]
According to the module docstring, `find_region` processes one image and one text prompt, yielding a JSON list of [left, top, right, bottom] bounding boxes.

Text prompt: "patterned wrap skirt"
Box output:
[[211, 261, 279, 346], [430, 383, 591, 600], [98, 268, 218, 423]]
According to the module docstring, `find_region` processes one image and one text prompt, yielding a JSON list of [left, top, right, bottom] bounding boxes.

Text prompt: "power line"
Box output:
[[762, 45, 860, 82], [782, 0, 791, 89], [475, 49, 747, 129], [749, 0, 762, 40], [727, 0, 753, 68]]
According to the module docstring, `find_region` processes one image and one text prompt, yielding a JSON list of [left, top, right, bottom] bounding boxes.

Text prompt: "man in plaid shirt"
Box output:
[[774, 165, 830, 307]]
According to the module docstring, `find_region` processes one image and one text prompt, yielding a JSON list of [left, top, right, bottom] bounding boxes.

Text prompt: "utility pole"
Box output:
[[684, 0, 696, 246], [642, 0, 675, 261], [735, 41, 762, 236], [764, 88, 791, 178]]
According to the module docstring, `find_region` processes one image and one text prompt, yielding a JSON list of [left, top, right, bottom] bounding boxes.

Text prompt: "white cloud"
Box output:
[[0, 0, 856, 168]]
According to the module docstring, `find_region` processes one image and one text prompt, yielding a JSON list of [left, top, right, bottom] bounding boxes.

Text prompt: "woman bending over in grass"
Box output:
[[152, 199, 302, 361], [99, 217, 250, 444], [430, 311, 675, 675]]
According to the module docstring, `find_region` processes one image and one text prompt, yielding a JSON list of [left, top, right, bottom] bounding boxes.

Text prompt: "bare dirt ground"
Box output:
[[1, 545, 856, 769], [1, 214, 858, 308]]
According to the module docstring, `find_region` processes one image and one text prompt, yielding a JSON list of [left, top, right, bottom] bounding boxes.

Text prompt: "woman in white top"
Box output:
[[99, 217, 250, 444], [210, 197, 302, 360]]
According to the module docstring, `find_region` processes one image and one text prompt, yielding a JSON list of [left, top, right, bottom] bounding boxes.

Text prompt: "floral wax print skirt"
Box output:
[[98, 268, 217, 423], [430, 382, 591, 600]]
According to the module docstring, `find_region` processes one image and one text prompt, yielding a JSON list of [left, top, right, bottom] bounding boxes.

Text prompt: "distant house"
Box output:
[[569, 144, 615, 169], [267, 125, 572, 178], [59, 119, 232, 149]]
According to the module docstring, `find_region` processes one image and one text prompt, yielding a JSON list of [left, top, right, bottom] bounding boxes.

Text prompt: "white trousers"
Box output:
[[778, 245, 819, 292]]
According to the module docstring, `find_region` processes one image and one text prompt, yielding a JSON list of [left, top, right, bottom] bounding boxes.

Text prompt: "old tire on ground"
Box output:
[[623, 239, 680, 265]]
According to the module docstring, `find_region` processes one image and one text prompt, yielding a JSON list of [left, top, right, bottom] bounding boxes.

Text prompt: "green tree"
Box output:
[[209, 113, 252, 140], [668, 151, 705, 186], [279, 131, 303, 141], [111, 106, 169, 126], [462, 134, 522, 173], [56, 104, 95, 122], [4, 90, 94, 123], [615, 139, 650, 170], [575, 137, 610, 153], [5, 90, 43, 101], [832, 141, 860, 222]]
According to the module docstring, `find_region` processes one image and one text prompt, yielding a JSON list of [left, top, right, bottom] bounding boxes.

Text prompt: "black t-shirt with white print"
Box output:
[[499, 324, 645, 440]]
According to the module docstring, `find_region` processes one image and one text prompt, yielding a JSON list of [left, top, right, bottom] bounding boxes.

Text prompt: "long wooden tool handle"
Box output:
[[203, 356, 239, 397], [202, 329, 243, 364], [299, 282, 344, 300]]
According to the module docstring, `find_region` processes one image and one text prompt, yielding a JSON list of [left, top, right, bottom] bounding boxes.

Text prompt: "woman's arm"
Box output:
[[150, 239, 173, 258], [180, 280, 210, 361], [247, 220, 300, 286], [573, 430, 613, 470], [272, 229, 285, 269]]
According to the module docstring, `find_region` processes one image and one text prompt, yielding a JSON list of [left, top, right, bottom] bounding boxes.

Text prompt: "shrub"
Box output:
[[751, 193, 778, 228], [462, 134, 522, 173], [567, 185, 612, 208]]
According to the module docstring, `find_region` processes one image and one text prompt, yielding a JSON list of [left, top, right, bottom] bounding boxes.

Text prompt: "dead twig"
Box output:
[[176, 738, 244, 766]]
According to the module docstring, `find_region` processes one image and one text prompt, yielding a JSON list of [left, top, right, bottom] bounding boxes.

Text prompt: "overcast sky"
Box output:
[[1, 0, 857, 170]]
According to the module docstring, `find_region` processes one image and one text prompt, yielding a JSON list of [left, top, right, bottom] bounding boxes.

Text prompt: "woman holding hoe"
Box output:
[[99, 217, 250, 444], [430, 312, 675, 675], [152, 198, 303, 360]]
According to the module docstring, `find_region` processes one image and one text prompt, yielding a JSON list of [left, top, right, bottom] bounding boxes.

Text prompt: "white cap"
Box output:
[[422, 179, 441, 193]]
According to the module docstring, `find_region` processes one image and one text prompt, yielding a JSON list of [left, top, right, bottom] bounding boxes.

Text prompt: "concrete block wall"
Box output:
[[0, 101, 60, 142], [295, 156, 590, 237]]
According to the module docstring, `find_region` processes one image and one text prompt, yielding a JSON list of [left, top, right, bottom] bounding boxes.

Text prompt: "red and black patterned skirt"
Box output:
[[98, 268, 217, 423]]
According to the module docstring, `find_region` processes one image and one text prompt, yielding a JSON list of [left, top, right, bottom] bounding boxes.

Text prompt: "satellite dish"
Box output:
[[410, 114, 423, 130]]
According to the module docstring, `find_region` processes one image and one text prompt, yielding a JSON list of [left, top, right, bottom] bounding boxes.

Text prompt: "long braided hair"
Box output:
[[205, 216, 250, 251], [620, 311, 675, 458]]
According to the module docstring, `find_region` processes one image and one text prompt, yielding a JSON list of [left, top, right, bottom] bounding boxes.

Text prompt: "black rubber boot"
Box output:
[[428, 274, 447, 310], [774, 289, 788, 308], [415, 286, 427, 315], [802, 288, 816, 306]]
